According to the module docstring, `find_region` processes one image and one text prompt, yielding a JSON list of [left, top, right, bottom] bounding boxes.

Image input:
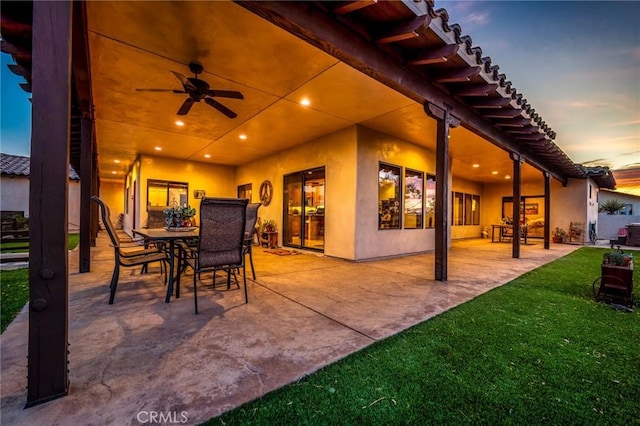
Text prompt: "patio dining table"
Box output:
[[133, 227, 199, 303]]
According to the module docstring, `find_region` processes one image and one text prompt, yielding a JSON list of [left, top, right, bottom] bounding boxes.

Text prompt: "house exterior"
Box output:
[[0, 0, 618, 406], [0, 153, 81, 230], [597, 189, 640, 240]]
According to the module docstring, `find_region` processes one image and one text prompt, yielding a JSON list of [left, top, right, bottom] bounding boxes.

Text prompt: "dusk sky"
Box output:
[[1, 1, 639, 191]]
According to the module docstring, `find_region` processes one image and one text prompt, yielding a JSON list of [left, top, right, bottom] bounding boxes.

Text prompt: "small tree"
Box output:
[[599, 199, 625, 215]]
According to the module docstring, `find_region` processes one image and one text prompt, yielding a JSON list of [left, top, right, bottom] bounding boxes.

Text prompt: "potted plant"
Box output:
[[602, 248, 633, 267], [164, 205, 196, 228], [552, 227, 566, 243], [261, 219, 277, 234]]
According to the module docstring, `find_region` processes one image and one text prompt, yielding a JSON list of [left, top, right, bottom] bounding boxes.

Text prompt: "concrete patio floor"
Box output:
[[1, 236, 580, 425]]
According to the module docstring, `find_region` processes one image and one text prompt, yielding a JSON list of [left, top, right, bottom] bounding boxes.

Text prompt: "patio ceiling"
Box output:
[[86, 0, 538, 184]]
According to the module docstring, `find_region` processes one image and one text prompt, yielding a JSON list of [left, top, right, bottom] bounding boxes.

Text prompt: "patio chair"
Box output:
[[91, 196, 167, 304], [244, 202, 261, 280], [184, 197, 248, 314]]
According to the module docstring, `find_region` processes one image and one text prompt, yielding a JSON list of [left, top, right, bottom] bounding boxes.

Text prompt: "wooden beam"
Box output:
[[407, 43, 459, 65], [425, 102, 459, 282], [376, 15, 430, 44], [494, 117, 532, 128], [26, 0, 71, 408], [481, 109, 522, 119], [333, 0, 378, 15], [79, 105, 93, 273], [466, 97, 512, 109], [453, 83, 499, 97], [504, 125, 540, 134], [511, 153, 522, 259], [235, 1, 568, 184], [433, 66, 481, 83], [544, 172, 551, 250], [513, 134, 548, 141]]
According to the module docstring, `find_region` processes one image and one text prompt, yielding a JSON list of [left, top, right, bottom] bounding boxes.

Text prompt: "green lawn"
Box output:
[[0, 234, 80, 332], [0, 233, 80, 253], [210, 247, 639, 425], [0, 268, 29, 333]]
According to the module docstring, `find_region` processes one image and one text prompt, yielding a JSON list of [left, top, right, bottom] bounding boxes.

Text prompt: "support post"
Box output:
[[27, 0, 72, 407], [544, 172, 551, 249], [511, 152, 522, 258], [79, 104, 94, 272], [425, 102, 459, 281]]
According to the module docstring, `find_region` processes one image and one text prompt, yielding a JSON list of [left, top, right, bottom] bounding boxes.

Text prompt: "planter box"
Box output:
[[596, 262, 634, 307]]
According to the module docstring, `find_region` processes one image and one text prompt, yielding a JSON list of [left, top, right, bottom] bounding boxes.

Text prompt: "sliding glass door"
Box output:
[[283, 167, 325, 251]]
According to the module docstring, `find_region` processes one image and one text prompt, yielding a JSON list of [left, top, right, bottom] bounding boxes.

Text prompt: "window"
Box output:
[[425, 174, 436, 228], [378, 163, 401, 229], [472, 195, 480, 225], [404, 169, 423, 229], [237, 183, 252, 201], [453, 192, 464, 225], [452, 191, 481, 226], [147, 179, 189, 211]]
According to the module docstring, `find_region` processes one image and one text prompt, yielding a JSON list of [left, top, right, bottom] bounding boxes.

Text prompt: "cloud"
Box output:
[[467, 12, 490, 25], [606, 120, 640, 128]]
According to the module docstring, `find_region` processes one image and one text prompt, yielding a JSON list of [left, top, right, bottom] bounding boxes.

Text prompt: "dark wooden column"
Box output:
[[544, 172, 551, 249], [511, 153, 522, 259], [79, 104, 94, 272], [91, 137, 100, 243], [27, 0, 72, 407], [425, 102, 459, 281]]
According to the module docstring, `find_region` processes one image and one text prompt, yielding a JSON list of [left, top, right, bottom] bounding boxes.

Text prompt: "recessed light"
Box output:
[[505, 175, 511, 180], [239, 134, 247, 140], [111, 171, 117, 175], [175, 120, 185, 127], [491, 171, 499, 175], [300, 98, 311, 106], [114, 159, 121, 164], [472, 164, 480, 168], [154, 146, 162, 151], [204, 154, 211, 159]]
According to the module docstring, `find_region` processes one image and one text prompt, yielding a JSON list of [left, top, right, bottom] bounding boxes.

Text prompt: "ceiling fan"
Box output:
[[135, 62, 244, 118]]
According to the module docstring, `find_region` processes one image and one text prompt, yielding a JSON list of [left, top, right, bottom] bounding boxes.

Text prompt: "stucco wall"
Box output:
[[354, 126, 437, 260], [99, 179, 125, 228], [1, 175, 81, 230], [597, 213, 640, 240], [138, 155, 236, 229], [1, 176, 30, 216], [236, 126, 358, 260], [599, 189, 640, 216]]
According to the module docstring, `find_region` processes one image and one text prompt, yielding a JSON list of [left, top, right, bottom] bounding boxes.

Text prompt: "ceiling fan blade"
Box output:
[[177, 98, 194, 115], [206, 90, 244, 99], [171, 71, 196, 92], [205, 97, 237, 119], [135, 88, 176, 92]]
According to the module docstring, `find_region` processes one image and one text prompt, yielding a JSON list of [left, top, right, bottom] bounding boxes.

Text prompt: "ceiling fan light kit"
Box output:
[[136, 61, 244, 118]]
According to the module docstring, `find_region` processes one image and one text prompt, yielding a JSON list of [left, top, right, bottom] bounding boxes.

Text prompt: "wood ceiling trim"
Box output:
[[466, 97, 512, 108], [481, 109, 522, 118], [375, 15, 431, 44], [333, 0, 378, 15], [452, 83, 498, 96], [433, 66, 481, 83], [407, 43, 459, 65]]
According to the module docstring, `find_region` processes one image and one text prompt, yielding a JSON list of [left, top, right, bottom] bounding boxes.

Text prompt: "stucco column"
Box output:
[[425, 102, 459, 281]]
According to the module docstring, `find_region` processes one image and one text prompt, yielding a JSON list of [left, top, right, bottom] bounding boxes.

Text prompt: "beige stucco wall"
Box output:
[[1, 175, 80, 230], [137, 155, 236, 229], [1, 176, 30, 215], [99, 179, 125, 228], [236, 126, 358, 260], [354, 126, 437, 260]]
